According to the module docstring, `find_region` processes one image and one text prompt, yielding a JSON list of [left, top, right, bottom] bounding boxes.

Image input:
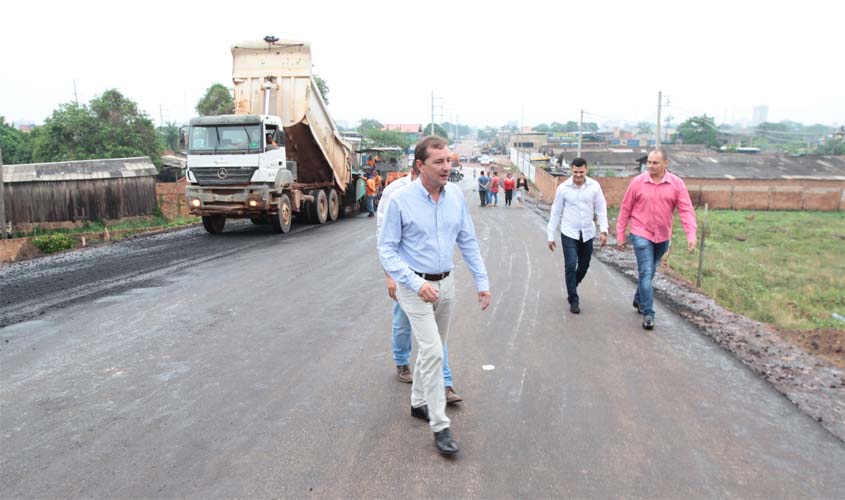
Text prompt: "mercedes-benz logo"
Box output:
[[216, 168, 229, 179]]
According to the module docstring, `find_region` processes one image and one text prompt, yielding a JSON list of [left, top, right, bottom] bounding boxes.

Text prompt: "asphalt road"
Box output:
[[2, 169, 843, 499]]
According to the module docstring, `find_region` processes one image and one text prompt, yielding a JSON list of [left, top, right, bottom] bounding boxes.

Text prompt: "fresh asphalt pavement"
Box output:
[[1, 168, 843, 498]]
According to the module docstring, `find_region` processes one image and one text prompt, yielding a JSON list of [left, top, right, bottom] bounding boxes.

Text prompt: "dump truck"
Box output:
[[186, 37, 358, 234]]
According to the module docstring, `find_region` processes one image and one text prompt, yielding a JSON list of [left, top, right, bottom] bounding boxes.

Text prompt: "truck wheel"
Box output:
[[271, 194, 292, 234], [327, 189, 339, 221], [202, 215, 226, 234], [309, 189, 328, 224]]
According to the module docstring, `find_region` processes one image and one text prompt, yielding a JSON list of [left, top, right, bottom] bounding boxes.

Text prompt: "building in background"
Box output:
[[752, 105, 769, 126]]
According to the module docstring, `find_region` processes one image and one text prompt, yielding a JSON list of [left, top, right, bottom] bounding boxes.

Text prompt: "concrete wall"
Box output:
[[534, 173, 845, 211]]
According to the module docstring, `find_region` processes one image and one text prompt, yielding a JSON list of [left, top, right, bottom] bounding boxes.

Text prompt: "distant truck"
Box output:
[[186, 37, 359, 234]]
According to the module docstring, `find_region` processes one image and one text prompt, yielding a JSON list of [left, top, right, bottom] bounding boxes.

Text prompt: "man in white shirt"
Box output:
[[547, 157, 609, 314]]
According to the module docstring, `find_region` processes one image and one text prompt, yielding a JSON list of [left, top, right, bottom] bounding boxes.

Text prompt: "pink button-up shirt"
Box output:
[[616, 171, 697, 244]]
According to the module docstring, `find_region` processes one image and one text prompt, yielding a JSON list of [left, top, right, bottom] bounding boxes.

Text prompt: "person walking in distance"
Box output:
[[489, 171, 501, 206], [378, 135, 491, 455], [502, 172, 515, 207], [547, 158, 608, 314], [376, 167, 462, 404], [516, 174, 529, 207], [365, 173, 377, 217], [477, 170, 489, 207], [617, 148, 697, 330]]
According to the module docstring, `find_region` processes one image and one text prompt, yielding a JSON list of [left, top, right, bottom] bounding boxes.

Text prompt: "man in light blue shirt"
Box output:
[[376, 166, 461, 404], [378, 135, 491, 455], [547, 157, 608, 314]]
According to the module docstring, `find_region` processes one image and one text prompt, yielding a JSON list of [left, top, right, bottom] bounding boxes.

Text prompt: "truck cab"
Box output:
[[186, 114, 288, 187]]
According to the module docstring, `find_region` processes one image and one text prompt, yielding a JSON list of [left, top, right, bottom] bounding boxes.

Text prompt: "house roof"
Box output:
[[2, 157, 159, 183], [383, 124, 421, 133], [666, 149, 845, 180]]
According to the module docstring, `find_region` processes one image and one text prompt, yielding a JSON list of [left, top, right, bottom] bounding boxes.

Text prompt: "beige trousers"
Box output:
[[397, 274, 455, 432]]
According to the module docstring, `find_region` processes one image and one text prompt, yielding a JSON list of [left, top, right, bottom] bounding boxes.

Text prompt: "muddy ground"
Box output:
[[529, 198, 845, 442]]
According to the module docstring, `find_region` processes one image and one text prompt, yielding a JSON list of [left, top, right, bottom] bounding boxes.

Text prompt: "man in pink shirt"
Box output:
[[616, 149, 697, 330]]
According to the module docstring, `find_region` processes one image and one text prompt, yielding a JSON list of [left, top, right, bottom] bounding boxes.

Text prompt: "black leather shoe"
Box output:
[[633, 299, 642, 314], [434, 428, 459, 454], [642, 315, 654, 330], [570, 303, 580, 314], [411, 405, 429, 421]]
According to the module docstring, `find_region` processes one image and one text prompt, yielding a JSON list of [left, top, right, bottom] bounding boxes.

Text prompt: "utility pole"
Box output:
[[73, 80, 79, 105], [577, 109, 583, 157], [656, 90, 663, 148], [0, 147, 6, 240], [664, 115, 673, 144], [430, 91, 435, 136]]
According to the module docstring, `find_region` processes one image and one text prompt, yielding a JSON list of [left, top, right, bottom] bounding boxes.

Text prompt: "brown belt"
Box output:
[[413, 270, 450, 281]]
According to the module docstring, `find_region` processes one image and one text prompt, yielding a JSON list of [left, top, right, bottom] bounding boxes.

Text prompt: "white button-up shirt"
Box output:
[[547, 176, 609, 242]]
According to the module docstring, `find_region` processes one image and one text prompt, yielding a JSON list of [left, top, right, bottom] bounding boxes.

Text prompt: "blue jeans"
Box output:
[[490, 191, 498, 205], [392, 300, 453, 386], [631, 234, 670, 318], [366, 195, 375, 215], [561, 233, 593, 305], [478, 189, 487, 206]]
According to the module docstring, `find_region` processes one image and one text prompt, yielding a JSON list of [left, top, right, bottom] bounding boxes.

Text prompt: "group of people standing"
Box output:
[[477, 170, 529, 207], [376, 136, 697, 456]]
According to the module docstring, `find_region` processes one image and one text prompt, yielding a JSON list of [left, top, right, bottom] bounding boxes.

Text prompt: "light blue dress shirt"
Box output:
[[378, 178, 489, 294]]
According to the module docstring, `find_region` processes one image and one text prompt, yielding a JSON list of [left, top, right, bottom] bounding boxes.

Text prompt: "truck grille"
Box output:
[[191, 167, 257, 186]]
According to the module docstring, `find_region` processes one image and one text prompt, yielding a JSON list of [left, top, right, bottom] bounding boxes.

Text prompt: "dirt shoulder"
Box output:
[[528, 196, 845, 442]]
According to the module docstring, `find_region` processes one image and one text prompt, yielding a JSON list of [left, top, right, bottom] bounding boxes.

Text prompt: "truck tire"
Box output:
[[327, 189, 339, 222], [202, 215, 226, 234], [309, 189, 328, 224], [271, 194, 292, 234]]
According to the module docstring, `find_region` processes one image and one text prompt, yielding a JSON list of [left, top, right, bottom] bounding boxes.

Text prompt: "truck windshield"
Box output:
[[189, 124, 262, 154]]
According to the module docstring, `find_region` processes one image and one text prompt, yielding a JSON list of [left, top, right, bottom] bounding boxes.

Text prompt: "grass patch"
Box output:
[[609, 208, 845, 331], [13, 216, 200, 239]]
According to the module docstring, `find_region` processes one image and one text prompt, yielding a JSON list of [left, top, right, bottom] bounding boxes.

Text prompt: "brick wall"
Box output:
[[155, 178, 188, 220], [534, 172, 845, 211]]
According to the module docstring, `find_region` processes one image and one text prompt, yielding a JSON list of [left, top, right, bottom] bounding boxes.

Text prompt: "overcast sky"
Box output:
[[2, 0, 842, 130]]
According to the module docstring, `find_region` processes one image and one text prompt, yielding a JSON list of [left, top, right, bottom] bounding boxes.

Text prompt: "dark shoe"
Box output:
[[411, 405, 430, 421], [570, 303, 580, 314], [445, 386, 463, 404], [434, 428, 459, 454], [368, 213, 374, 217], [397, 365, 412, 383], [642, 315, 654, 330], [633, 299, 642, 314]]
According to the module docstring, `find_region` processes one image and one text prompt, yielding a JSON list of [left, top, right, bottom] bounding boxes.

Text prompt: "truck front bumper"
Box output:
[[186, 185, 274, 217]]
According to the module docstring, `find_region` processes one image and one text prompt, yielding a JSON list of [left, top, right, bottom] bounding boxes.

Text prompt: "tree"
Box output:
[[366, 130, 413, 151], [157, 121, 182, 152], [636, 121, 654, 135], [477, 126, 498, 142], [675, 115, 720, 147], [196, 83, 234, 116], [314, 75, 329, 105], [0, 117, 33, 164], [357, 118, 384, 136], [532, 124, 551, 133], [817, 137, 845, 155], [422, 123, 449, 140], [31, 89, 163, 166]]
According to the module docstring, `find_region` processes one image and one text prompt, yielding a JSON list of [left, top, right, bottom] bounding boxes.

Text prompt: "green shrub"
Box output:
[[31, 233, 77, 254]]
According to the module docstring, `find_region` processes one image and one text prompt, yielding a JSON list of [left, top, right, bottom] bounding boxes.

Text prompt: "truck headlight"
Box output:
[[248, 199, 258, 208], [190, 198, 201, 208]]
